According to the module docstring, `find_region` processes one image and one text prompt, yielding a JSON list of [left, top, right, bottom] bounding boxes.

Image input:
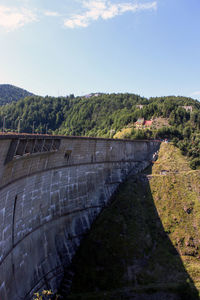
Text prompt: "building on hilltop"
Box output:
[[136, 105, 144, 109], [182, 106, 193, 112], [135, 118, 153, 128], [135, 118, 145, 128], [144, 120, 153, 127], [83, 93, 101, 98]]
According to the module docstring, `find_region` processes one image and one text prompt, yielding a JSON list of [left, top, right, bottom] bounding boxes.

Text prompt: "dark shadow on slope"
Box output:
[[60, 168, 199, 300]]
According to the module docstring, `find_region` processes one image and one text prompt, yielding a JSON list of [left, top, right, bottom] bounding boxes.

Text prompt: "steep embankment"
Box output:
[[150, 143, 200, 292], [63, 143, 200, 300]]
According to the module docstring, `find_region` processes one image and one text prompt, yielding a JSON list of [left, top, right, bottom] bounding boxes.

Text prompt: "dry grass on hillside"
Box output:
[[151, 117, 169, 129], [113, 117, 170, 139], [150, 143, 200, 291]]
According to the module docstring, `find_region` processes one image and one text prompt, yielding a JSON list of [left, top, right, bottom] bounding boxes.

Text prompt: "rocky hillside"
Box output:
[[0, 84, 33, 105], [62, 143, 200, 300]]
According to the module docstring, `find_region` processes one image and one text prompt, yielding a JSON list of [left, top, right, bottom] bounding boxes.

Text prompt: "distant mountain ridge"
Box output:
[[0, 84, 34, 105]]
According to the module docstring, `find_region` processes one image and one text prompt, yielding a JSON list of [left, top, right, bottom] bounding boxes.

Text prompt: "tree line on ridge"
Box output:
[[0, 93, 199, 169]]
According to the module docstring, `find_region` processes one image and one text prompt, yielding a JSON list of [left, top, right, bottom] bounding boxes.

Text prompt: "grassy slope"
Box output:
[[113, 127, 133, 139], [66, 143, 200, 299], [151, 144, 200, 291]]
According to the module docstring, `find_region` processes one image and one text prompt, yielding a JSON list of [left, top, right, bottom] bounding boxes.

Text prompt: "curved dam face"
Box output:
[[0, 134, 160, 300]]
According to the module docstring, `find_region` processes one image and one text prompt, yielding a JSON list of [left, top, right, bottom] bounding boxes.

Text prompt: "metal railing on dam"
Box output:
[[0, 134, 160, 300]]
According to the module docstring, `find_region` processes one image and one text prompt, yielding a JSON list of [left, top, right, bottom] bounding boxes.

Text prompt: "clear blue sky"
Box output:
[[0, 0, 200, 100]]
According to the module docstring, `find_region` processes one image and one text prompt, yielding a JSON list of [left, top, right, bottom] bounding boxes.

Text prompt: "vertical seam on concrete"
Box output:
[[11, 194, 23, 300], [12, 195, 17, 248]]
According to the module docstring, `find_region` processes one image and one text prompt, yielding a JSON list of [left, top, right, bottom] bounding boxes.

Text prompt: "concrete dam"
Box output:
[[0, 134, 160, 300]]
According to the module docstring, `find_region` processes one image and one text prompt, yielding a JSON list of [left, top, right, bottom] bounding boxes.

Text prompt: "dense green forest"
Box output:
[[0, 84, 33, 105], [0, 93, 199, 168]]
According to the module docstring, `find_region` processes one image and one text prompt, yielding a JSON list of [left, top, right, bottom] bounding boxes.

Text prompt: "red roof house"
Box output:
[[144, 120, 153, 127]]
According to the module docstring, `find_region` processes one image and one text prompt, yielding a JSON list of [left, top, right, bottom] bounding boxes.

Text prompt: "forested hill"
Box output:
[[0, 93, 200, 168], [0, 84, 34, 105]]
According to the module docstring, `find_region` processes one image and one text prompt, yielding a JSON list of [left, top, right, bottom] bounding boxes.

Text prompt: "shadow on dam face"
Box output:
[[61, 167, 199, 300], [0, 137, 161, 299]]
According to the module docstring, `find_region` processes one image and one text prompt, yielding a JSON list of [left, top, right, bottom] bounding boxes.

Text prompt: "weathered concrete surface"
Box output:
[[0, 135, 160, 300]]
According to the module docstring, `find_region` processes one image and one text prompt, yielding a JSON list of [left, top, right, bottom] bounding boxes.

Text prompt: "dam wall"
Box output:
[[0, 134, 160, 299]]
